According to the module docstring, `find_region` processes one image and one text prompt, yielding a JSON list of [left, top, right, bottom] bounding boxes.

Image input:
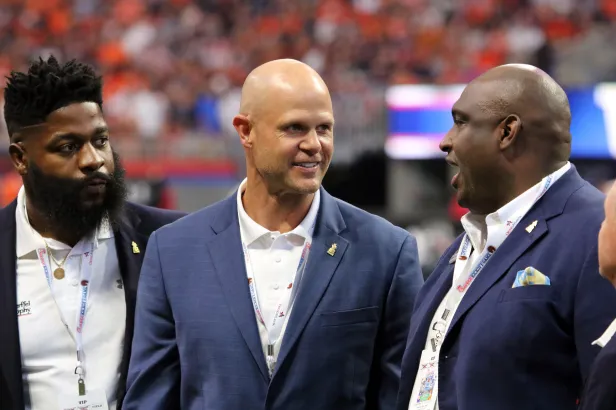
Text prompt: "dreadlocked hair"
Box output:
[[3, 55, 103, 138]]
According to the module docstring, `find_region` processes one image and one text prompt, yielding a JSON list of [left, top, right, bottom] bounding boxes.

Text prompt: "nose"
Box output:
[[439, 128, 454, 154], [78, 143, 105, 173], [299, 129, 322, 155]]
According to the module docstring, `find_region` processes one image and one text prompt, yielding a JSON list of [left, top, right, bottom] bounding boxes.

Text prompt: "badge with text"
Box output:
[[58, 389, 108, 410], [409, 350, 439, 410], [17, 300, 32, 317]]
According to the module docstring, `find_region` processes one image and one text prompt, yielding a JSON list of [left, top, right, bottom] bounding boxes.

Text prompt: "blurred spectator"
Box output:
[[0, 0, 615, 158], [406, 218, 456, 277], [0, 172, 21, 207]]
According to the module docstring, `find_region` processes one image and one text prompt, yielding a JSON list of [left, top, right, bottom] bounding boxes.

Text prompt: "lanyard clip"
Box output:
[[75, 364, 86, 395], [266, 344, 276, 378], [78, 378, 86, 396]]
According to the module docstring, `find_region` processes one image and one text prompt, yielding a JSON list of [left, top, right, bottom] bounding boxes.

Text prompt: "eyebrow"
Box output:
[[451, 108, 469, 118], [48, 126, 109, 145], [279, 118, 335, 128]]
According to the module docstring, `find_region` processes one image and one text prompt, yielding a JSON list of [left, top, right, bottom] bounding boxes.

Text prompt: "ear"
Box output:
[[233, 114, 253, 149], [498, 114, 522, 151], [9, 142, 28, 176]]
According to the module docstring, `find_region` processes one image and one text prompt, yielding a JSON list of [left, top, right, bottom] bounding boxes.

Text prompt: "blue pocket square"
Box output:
[[512, 267, 551, 288]]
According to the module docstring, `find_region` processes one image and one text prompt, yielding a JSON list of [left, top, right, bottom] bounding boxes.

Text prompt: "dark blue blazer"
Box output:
[[579, 330, 616, 410], [0, 200, 185, 410], [396, 167, 616, 410], [123, 188, 424, 410]]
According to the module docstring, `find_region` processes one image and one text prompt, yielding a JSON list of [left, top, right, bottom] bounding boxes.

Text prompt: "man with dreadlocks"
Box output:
[[0, 56, 185, 410]]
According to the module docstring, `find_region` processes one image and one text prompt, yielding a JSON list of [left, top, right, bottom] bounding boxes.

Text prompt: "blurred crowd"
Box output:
[[0, 0, 616, 152], [1, 0, 616, 274]]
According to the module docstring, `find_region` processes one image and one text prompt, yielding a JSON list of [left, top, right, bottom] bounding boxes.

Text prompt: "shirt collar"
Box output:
[[593, 318, 616, 348], [236, 178, 321, 247], [460, 162, 571, 252], [15, 185, 114, 259]]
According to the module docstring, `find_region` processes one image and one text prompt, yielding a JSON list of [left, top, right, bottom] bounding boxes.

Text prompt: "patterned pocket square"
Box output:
[[512, 267, 551, 288]]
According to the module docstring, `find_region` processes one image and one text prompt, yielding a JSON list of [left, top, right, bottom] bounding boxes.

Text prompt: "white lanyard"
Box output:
[[37, 240, 96, 396], [430, 171, 556, 353], [410, 173, 557, 410], [242, 227, 314, 378]]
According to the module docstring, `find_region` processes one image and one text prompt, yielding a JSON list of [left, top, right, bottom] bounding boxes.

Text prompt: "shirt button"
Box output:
[[275, 257, 281, 263], [71, 279, 78, 287], [273, 284, 279, 290]]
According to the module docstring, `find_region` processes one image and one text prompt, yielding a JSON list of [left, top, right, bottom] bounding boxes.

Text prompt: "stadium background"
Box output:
[[1, 0, 616, 276]]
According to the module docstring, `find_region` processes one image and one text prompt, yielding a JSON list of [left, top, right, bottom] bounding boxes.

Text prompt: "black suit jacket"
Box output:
[[579, 334, 616, 410], [0, 200, 185, 410]]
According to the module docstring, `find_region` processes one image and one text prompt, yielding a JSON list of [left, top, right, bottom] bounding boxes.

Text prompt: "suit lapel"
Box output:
[[114, 208, 147, 292], [444, 210, 548, 340], [411, 257, 457, 342], [113, 207, 147, 403], [208, 195, 270, 382], [399, 249, 456, 392], [444, 166, 585, 342], [0, 201, 25, 410], [274, 190, 349, 377]]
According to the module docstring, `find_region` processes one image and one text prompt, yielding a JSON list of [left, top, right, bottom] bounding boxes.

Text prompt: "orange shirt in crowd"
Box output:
[[0, 173, 22, 207]]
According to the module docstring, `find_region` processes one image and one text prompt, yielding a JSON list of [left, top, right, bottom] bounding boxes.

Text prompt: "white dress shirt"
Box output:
[[236, 179, 320, 360], [410, 162, 571, 410], [593, 319, 616, 348], [15, 186, 126, 410]]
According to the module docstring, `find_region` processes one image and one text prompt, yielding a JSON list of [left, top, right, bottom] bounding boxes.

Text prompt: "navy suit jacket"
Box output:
[[396, 167, 616, 410], [0, 200, 184, 410], [123, 188, 424, 410], [579, 331, 616, 410]]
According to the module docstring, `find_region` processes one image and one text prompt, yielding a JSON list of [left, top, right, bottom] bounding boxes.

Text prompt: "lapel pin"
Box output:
[[525, 220, 538, 233], [131, 241, 140, 254], [327, 243, 337, 256]]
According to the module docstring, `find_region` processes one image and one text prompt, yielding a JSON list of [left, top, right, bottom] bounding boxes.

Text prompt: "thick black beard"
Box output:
[[23, 151, 128, 239]]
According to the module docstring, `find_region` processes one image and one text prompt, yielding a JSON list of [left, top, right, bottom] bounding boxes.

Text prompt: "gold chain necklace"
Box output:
[[43, 241, 70, 280]]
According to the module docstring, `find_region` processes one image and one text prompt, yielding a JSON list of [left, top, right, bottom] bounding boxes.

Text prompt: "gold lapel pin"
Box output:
[[525, 220, 538, 233], [131, 241, 141, 254], [327, 243, 337, 256]]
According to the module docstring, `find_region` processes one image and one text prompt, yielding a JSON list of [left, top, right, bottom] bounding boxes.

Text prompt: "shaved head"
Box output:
[[441, 63, 572, 214], [233, 59, 334, 198], [468, 64, 572, 163], [239, 59, 331, 120]]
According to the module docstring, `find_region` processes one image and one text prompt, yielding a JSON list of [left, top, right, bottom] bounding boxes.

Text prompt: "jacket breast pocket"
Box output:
[[498, 285, 556, 303], [488, 285, 563, 357], [320, 306, 380, 327]]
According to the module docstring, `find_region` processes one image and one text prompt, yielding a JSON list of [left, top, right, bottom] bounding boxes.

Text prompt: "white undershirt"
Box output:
[[15, 186, 126, 410], [236, 179, 320, 359], [410, 162, 571, 410]]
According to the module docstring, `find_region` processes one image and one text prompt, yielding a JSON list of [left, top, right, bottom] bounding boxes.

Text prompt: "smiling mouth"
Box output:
[[293, 162, 319, 169]]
